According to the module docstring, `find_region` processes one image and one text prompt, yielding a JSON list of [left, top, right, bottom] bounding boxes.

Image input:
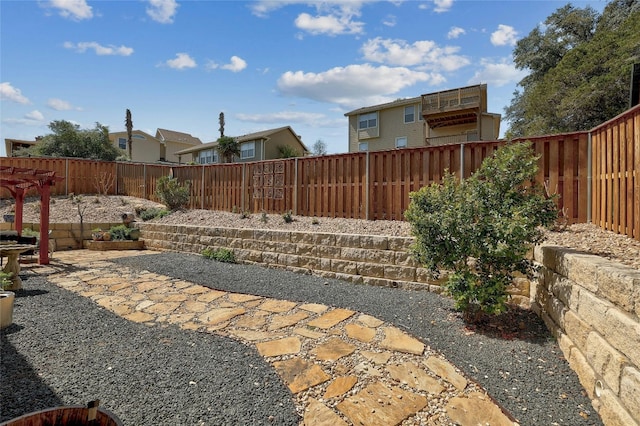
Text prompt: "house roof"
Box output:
[[344, 96, 421, 116], [174, 126, 309, 155], [155, 128, 202, 145]]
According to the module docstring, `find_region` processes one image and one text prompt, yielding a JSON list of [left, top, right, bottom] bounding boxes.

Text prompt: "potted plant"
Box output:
[[0, 271, 15, 329], [91, 228, 104, 241]]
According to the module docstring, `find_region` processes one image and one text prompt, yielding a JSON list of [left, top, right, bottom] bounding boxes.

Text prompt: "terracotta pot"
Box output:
[[0, 291, 15, 329]]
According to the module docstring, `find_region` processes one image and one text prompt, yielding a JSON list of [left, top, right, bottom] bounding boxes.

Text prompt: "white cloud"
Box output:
[[433, 0, 454, 13], [491, 24, 518, 46], [0, 82, 30, 104], [468, 58, 528, 87], [147, 0, 179, 24], [63, 41, 134, 56], [361, 37, 469, 72], [383, 14, 397, 27], [295, 11, 364, 36], [237, 111, 328, 124], [277, 64, 435, 108], [49, 0, 93, 20], [47, 98, 80, 111], [164, 53, 197, 70], [25, 110, 45, 121], [206, 56, 247, 72], [447, 26, 465, 39]]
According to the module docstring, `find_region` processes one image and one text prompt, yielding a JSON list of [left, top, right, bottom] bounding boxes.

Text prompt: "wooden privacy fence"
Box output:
[[1, 105, 638, 240]]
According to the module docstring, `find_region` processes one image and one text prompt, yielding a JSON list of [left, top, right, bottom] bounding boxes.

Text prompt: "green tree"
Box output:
[[405, 142, 558, 321], [218, 112, 225, 138], [18, 120, 123, 161], [312, 139, 327, 156], [505, 2, 640, 137], [277, 145, 299, 158], [216, 136, 240, 163], [125, 109, 133, 159]]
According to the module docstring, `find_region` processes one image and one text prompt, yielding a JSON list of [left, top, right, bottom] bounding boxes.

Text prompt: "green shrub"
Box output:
[[108, 224, 131, 241], [155, 175, 191, 210], [0, 271, 12, 290], [201, 247, 236, 263], [282, 210, 294, 223], [139, 207, 170, 221], [405, 142, 557, 321], [260, 212, 268, 223]]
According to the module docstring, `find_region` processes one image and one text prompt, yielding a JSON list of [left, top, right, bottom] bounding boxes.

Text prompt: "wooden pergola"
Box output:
[[0, 165, 64, 264]]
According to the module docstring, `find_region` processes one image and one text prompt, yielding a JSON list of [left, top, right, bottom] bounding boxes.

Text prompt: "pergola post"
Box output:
[[39, 183, 51, 264], [14, 188, 24, 233]]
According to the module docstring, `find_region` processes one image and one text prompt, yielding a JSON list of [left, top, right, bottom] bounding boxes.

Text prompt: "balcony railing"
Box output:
[[425, 131, 479, 146], [422, 85, 485, 115]]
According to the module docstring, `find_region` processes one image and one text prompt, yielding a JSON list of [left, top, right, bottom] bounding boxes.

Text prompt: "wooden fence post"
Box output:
[[293, 158, 298, 215], [201, 165, 205, 209], [587, 131, 593, 223], [65, 159, 69, 195], [241, 163, 246, 211], [365, 151, 370, 220], [143, 164, 147, 199]]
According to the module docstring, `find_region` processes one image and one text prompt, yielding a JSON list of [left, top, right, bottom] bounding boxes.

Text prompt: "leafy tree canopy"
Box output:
[[15, 120, 123, 161], [505, 1, 640, 137], [216, 136, 240, 163]]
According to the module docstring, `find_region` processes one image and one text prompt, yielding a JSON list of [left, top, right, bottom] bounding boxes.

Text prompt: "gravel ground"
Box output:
[[109, 252, 600, 426], [1, 273, 299, 425]]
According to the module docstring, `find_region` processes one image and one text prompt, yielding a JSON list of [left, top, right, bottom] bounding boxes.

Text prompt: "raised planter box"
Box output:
[[85, 240, 145, 251]]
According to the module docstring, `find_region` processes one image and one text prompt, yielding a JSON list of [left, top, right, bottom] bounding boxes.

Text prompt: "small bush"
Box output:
[[282, 210, 294, 223], [202, 247, 236, 263], [108, 224, 131, 241], [155, 175, 190, 210], [311, 217, 320, 225], [260, 212, 268, 223], [405, 142, 557, 321], [239, 210, 251, 219], [139, 207, 170, 221]]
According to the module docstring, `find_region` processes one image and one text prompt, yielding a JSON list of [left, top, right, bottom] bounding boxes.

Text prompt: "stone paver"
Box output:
[[305, 398, 348, 426], [256, 337, 302, 357], [380, 326, 425, 355], [307, 308, 355, 329], [312, 337, 356, 362], [273, 357, 331, 393], [324, 376, 357, 399], [40, 250, 514, 426], [337, 381, 428, 426]]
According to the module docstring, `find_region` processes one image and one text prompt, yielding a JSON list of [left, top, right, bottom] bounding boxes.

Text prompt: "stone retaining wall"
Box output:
[[138, 223, 531, 304], [533, 246, 640, 426], [0, 222, 122, 252]]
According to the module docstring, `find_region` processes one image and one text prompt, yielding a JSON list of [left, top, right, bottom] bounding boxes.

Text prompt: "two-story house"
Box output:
[[345, 84, 501, 152], [108, 128, 202, 163], [174, 126, 309, 164]]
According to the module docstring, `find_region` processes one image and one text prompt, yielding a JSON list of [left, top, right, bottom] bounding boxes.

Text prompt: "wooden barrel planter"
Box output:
[[2, 402, 122, 426]]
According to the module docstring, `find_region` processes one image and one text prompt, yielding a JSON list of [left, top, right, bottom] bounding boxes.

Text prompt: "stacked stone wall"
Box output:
[[0, 222, 121, 251], [533, 246, 640, 426], [138, 223, 531, 303]]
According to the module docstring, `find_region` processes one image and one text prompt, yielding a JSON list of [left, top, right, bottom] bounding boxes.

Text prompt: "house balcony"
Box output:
[[421, 84, 487, 129]]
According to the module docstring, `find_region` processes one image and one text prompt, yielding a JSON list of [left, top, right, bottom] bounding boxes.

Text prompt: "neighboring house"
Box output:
[[345, 84, 501, 152], [175, 126, 309, 164], [108, 128, 202, 163], [4, 138, 39, 157]]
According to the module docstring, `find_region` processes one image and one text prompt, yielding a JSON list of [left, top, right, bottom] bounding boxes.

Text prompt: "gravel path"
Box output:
[[109, 251, 600, 426], [1, 273, 299, 425]]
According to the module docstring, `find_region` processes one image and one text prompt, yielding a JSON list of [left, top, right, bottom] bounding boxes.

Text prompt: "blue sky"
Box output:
[[1, 0, 607, 156]]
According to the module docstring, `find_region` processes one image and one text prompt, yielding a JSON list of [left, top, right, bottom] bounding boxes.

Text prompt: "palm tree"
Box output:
[[125, 109, 133, 159], [216, 136, 239, 163]]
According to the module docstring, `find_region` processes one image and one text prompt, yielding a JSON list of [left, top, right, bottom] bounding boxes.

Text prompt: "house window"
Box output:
[[404, 106, 415, 123], [358, 112, 377, 130], [358, 142, 369, 151], [198, 149, 216, 164], [132, 134, 146, 139], [395, 137, 408, 149], [241, 141, 255, 159], [118, 138, 126, 150]]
